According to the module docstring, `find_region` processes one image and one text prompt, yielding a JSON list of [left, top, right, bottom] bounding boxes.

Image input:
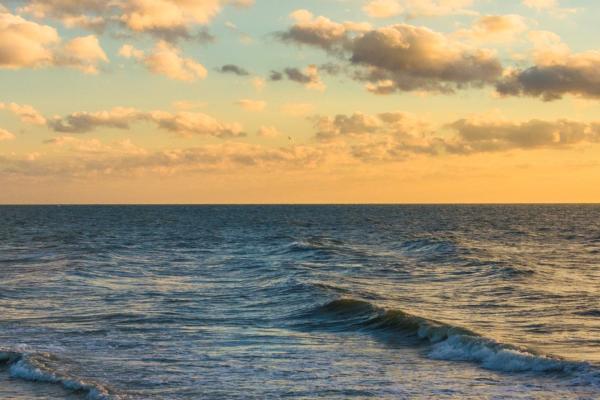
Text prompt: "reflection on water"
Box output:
[[0, 205, 600, 399]]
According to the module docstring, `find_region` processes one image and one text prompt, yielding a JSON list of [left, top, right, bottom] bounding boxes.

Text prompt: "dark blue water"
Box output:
[[1, 205, 600, 399]]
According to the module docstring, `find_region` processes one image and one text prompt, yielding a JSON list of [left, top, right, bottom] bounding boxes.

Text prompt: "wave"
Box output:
[[0, 350, 123, 399], [400, 238, 457, 255], [303, 299, 598, 380]]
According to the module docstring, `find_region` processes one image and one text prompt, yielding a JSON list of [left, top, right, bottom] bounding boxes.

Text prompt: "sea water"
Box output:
[[1, 205, 600, 399]]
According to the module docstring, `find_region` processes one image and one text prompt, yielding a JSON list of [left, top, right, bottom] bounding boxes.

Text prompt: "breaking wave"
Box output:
[[0, 350, 123, 399], [303, 299, 599, 381]]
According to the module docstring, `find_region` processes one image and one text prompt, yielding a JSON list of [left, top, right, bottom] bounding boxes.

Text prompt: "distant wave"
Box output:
[[303, 299, 599, 381], [399, 239, 457, 256], [0, 350, 123, 399]]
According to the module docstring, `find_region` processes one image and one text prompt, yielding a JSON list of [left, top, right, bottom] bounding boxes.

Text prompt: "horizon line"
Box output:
[[2, 203, 600, 206]]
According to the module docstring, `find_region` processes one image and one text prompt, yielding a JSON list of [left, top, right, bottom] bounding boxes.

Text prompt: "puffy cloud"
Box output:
[[363, 0, 404, 18], [350, 24, 502, 93], [277, 10, 364, 53], [270, 65, 326, 91], [48, 107, 245, 138], [0, 11, 107, 72], [0, 11, 59, 68], [0, 103, 46, 125], [217, 64, 249, 76], [496, 33, 600, 101], [18, 0, 255, 39], [235, 99, 266, 112], [0, 128, 15, 141], [116, 0, 223, 40], [17, 0, 107, 31], [26, 2, 251, 37], [54, 35, 108, 73], [119, 41, 207, 81], [454, 15, 527, 44], [279, 14, 503, 93]]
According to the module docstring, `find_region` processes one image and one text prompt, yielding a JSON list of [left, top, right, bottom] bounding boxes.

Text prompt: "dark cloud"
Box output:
[[269, 71, 284, 81], [268, 65, 324, 90], [278, 18, 503, 94], [276, 16, 350, 53], [283, 68, 312, 83], [217, 64, 250, 76], [48, 108, 246, 139], [496, 63, 600, 101]]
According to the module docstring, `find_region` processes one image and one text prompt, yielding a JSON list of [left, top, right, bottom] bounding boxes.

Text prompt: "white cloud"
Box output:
[[119, 41, 207, 81], [0, 103, 46, 125], [0, 11, 107, 73]]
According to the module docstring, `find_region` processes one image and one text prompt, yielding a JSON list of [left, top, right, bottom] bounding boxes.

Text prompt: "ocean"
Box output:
[[1, 205, 600, 399]]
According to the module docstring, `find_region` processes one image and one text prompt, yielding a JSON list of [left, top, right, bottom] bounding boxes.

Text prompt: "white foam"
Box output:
[[8, 356, 117, 400], [429, 333, 574, 373]]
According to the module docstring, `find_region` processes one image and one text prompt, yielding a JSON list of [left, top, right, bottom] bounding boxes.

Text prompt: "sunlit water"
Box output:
[[1, 205, 600, 399]]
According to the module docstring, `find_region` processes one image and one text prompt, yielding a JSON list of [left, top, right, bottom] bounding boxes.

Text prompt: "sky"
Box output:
[[1, 0, 599, 204]]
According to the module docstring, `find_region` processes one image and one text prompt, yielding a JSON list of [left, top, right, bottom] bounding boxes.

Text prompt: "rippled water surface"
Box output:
[[1, 205, 600, 399]]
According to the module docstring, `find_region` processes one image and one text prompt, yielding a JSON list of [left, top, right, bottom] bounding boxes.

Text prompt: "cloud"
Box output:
[[315, 112, 382, 141], [496, 32, 600, 101], [0, 11, 107, 72], [54, 35, 108, 73], [270, 65, 326, 91], [0, 128, 15, 141], [18, 0, 255, 39], [0, 103, 46, 125], [17, 0, 107, 30], [363, 0, 404, 18], [446, 117, 600, 153], [454, 15, 527, 44], [48, 107, 245, 138], [277, 10, 362, 53], [235, 99, 266, 112], [217, 64, 249, 76], [0, 11, 58, 68], [279, 14, 503, 93], [351, 24, 502, 93], [0, 141, 326, 178], [119, 41, 207, 81], [313, 111, 600, 162]]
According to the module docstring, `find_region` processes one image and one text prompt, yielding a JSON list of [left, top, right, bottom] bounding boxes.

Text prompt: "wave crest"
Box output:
[[0, 350, 122, 399], [305, 299, 596, 378]]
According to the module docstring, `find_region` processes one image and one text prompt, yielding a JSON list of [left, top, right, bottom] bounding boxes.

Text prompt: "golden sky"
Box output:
[[1, 0, 599, 203]]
